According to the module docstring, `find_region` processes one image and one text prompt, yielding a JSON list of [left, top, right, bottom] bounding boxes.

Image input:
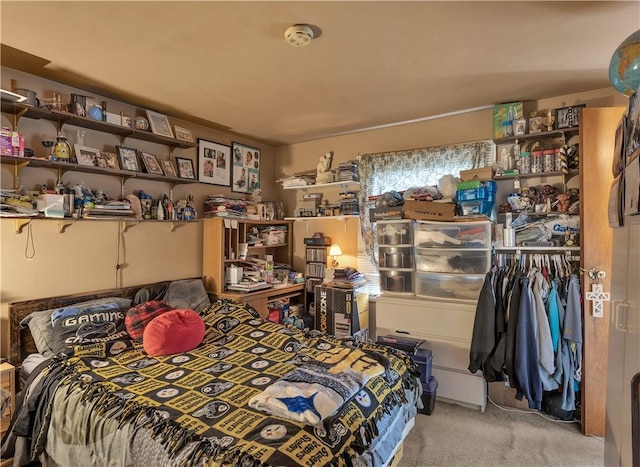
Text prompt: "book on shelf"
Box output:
[[226, 281, 272, 293]]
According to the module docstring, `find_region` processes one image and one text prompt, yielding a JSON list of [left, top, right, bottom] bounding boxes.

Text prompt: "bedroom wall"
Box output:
[[0, 67, 278, 358]]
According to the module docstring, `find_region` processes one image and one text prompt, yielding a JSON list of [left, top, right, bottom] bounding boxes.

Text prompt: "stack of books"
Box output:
[[82, 201, 134, 219], [337, 161, 359, 182], [226, 280, 272, 293], [325, 267, 366, 288]]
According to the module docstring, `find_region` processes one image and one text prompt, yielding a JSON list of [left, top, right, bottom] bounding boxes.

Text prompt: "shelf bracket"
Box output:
[[170, 221, 187, 232], [58, 219, 75, 233], [13, 107, 28, 131], [12, 160, 29, 190], [121, 220, 140, 233], [14, 218, 31, 234]]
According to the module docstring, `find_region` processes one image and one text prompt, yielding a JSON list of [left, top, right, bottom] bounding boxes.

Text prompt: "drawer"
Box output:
[[377, 221, 413, 246], [415, 272, 485, 301], [380, 270, 415, 295], [415, 221, 490, 248], [378, 246, 414, 269], [416, 248, 490, 274], [375, 298, 476, 341]]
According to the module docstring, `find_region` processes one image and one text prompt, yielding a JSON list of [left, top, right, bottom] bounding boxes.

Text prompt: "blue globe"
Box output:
[[609, 30, 640, 96]]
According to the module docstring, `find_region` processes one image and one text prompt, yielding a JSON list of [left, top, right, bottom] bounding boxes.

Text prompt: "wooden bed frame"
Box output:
[[8, 280, 176, 370]]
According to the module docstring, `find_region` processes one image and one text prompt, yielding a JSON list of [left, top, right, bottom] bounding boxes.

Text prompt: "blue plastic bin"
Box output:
[[419, 376, 438, 415]]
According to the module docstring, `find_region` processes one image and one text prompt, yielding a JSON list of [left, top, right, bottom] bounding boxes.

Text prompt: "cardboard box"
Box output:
[[459, 167, 495, 182], [369, 206, 404, 222], [315, 284, 369, 341], [488, 381, 531, 410], [402, 200, 456, 221], [493, 101, 536, 139]]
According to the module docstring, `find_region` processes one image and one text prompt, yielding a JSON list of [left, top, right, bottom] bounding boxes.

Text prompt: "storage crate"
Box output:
[[415, 248, 491, 274], [455, 181, 497, 202], [376, 335, 425, 355], [414, 348, 433, 383], [419, 376, 438, 415], [458, 200, 495, 217], [415, 271, 485, 301]]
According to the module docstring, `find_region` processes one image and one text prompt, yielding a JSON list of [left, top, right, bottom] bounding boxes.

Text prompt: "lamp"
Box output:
[[329, 244, 342, 268]]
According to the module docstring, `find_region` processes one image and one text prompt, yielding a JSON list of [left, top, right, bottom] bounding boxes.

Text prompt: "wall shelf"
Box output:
[[282, 180, 360, 191]]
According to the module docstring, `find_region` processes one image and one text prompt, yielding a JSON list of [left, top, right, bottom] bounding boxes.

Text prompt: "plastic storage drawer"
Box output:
[[415, 271, 485, 301], [415, 248, 491, 274], [378, 246, 414, 269], [414, 221, 490, 248], [419, 376, 438, 415], [377, 221, 413, 246], [380, 270, 414, 294]]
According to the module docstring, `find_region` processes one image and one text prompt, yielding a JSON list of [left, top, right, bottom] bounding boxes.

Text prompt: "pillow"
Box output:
[[52, 301, 131, 354], [20, 297, 132, 357], [125, 300, 174, 342], [142, 309, 205, 357], [162, 279, 211, 312]]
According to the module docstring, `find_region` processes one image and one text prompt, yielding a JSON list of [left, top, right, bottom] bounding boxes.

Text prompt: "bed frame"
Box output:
[[8, 280, 178, 369]]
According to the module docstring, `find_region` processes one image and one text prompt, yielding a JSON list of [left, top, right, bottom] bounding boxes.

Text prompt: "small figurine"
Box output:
[[556, 193, 571, 212], [316, 151, 334, 184]]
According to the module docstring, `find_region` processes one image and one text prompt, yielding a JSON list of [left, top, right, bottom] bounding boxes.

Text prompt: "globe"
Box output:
[[609, 30, 640, 95]]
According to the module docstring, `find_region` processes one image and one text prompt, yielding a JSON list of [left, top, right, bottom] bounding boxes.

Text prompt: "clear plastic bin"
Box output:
[[414, 221, 491, 248], [377, 220, 413, 246], [378, 246, 414, 269], [380, 270, 415, 294], [415, 272, 485, 301], [415, 249, 491, 274]]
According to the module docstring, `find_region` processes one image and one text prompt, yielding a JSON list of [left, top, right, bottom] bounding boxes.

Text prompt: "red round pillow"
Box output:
[[142, 309, 205, 356]]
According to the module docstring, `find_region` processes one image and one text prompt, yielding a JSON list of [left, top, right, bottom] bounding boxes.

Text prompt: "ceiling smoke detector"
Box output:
[[285, 24, 314, 47]]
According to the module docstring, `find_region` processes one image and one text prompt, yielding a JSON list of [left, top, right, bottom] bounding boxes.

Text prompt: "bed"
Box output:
[[1, 279, 421, 466]]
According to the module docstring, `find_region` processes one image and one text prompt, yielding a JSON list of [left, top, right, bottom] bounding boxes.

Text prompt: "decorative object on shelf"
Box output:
[[316, 151, 334, 184], [329, 244, 342, 268], [145, 110, 174, 138], [231, 142, 260, 194], [97, 152, 119, 170], [512, 116, 526, 136], [493, 102, 525, 139], [73, 144, 100, 167], [609, 29, 640, 96], [175, 156, 196, 179], [140, 152, 164, 175], [53, 134, 71, 162], [173, 125, 193, 143], [198, 139, 230, 186], [161, 159, 177, 177], [69, 93, 87, 116], [528, 116, 542, 133], [133, 116, 150, 131], [116, 145, 141, 172], [555, 104, 586, 129]]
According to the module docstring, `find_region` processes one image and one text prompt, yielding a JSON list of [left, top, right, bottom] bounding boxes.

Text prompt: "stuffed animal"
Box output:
[[556, 193, 571, 212]]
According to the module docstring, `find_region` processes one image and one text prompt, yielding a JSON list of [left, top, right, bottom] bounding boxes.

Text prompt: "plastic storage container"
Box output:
[[415, 271, 485, 301], [378, 246, 414, 269], [414, 221, 491, 248], [455, 181, 496, 202], [377, 220, 413, 246], [414, 347, 433, 383], [376, 335, 425, 355], [380, 270, 415, 294], [420, 376, 438, 415], [415, 248, 491, 274]]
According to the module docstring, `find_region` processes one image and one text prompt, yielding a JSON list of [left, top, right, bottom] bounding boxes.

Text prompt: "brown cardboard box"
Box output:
[[314, 283, 369, 341], [488, 381, 531, 410], [459, 167, 495, 182], [403, 200, 457, 221], [369, 206, 404, 222]]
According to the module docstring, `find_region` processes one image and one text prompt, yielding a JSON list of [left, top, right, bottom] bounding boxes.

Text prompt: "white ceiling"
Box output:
[[1, 1, 638, 147]]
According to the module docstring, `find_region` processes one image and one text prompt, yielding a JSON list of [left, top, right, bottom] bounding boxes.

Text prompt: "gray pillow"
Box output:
[[163, 279, 211, 312], [20, 297, 133, 357]]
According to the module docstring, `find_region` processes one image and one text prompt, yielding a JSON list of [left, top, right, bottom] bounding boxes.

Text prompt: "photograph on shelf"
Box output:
[[140, 152, 164, 175], [174, 125, 194, 142], [231, 142, 260, 193], [175, 156, 196, 179], [198, 138, 230, 186], [161, 159, 177, 177], [555, 104, 586, 129], [116, 145, 141, 172], [97, 152, 120, 170], [73, 144, 100, 167], [145, 110, 174, 138]]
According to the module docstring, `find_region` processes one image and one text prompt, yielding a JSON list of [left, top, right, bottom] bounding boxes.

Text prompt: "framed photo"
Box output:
[[96, 152, 120, 170], [528, 116, 542, 134], [116, 145, 141, 172], [174, 125, 194, 143], [73, 144, 100, 167], [231, 142, 260, 193], [161, 159, 177, 177], [555, 104, 586, 130], [175, 157, 196, 179], [145, 110, 174, 138], [198, 138, 231, 186], [140, 152, 164, 175]]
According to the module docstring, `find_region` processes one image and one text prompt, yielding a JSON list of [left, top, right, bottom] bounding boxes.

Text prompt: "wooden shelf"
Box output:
[[493, 169, 579, 180], [493, 126, 579, 145], [282, 180, 360, 190], [284, 215, 359, 221]]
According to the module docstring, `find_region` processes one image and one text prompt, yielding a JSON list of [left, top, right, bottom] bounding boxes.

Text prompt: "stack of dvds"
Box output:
[[337, 161, 359, 182]]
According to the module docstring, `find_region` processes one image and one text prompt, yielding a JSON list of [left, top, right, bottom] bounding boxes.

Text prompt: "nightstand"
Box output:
[[0, 362, 15, 467]]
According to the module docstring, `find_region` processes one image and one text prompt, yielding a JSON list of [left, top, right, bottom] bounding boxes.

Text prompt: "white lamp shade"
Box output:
[[329, 244, 342, 256]]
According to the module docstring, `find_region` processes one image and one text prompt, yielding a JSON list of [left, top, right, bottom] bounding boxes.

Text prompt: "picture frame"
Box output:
[[145, 110, 174, 138], [161, 159, 177, 177], [555, 104, 586, 130], [174, 125, 194, 143], [140, 152, 164, 175], [116, 145, 141, 172], [96, 152, 120, 170], [231, 142, 260, 194], [73, 144, 100, 167], [528, 116, 542, 134], [175, 156, 196, 179], [198, 138, 231, 186]]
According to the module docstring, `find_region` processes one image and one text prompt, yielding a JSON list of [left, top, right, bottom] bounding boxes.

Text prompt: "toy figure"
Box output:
[[316, 151, 334, 184], [556, 193, 571, 212]]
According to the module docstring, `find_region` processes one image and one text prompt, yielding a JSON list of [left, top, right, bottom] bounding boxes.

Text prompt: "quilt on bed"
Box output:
[[12, 300, 421, 467]]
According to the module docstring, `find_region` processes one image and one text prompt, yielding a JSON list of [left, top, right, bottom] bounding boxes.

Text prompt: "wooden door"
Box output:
[[580, 106, 625, 436]]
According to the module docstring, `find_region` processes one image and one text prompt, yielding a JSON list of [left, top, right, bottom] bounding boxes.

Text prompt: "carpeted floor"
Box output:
[[400, 400, 604, 466]]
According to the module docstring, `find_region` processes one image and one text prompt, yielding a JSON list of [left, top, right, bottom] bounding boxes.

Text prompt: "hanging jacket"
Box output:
[[505, 271, 523, 389], [469, 270, 496, 374]]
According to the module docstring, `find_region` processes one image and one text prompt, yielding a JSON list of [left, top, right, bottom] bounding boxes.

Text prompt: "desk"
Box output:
[[213, 283, 304, 319]]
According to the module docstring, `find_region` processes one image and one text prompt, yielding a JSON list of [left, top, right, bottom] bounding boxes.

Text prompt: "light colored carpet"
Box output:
[[400, 400, 604, 466]]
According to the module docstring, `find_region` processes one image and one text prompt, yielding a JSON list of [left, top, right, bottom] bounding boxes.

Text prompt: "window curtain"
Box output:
[[356, 141, 494, 293]]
